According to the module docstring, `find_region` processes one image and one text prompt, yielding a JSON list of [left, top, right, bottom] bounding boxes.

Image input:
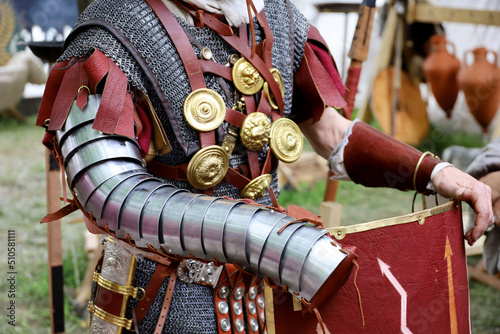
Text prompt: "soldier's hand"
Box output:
[[479, 171, 500, 227], [432, 166, 494, 245]]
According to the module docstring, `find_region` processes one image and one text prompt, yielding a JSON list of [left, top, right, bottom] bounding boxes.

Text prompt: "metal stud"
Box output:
[[227, 54, 239, 66], [218, 301, 229, 315], [218, 286, 229, 299], [250, 318, 259, 332], [248, 301, 256, 315], [201, 47, 213, 60], [257, 296, 265, 309], [233, 302, 242, 315], [220, 318, 231, 332], [234, 287, 244, 301], [260, 312, 266, 323], [235, 319, 244, 333], [249, 286, 257, 300]]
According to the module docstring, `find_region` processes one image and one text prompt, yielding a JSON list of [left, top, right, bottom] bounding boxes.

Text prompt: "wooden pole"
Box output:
[[357, 7, 399, 123], [45, 149, 65, 334]]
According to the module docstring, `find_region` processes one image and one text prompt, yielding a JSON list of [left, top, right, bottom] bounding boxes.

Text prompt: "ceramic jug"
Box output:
[[457, 47, 500, 132], [422, 35, 460, 118]]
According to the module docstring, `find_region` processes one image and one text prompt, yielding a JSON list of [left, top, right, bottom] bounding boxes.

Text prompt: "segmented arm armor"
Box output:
[[56, 94, 351, 306]]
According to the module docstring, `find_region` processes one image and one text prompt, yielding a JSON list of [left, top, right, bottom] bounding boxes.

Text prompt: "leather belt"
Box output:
[[146, 158, 278, 191]]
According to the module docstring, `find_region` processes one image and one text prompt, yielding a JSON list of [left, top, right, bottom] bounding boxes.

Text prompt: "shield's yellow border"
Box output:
[[328, 201, 458, 240]]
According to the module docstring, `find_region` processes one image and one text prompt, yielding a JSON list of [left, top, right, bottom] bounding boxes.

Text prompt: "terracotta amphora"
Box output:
[[457, 47, 500, 132], [422, 35, 460, 118]]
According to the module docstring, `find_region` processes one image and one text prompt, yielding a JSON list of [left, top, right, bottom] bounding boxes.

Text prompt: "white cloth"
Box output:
[[186, 0, 265, 26], [326, 119, 360, 181]]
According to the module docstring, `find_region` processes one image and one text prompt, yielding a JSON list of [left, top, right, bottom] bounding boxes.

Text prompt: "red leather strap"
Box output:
[[238, 22, 248, 47], [146, 0, 206, 91], [154, 272, 177, 334], [83, 49, 109, 92], [147, 159, 257, 191], [40, 201, 79, 224], [197, 8, 234, 36], [37, 60, 70, 127], [200, 131, 216, 148], [225, 167, 251, 190], [256, 93, 272, 116], [199, 59, 232, 81], [254, 8, 274, 66], [48, 60, 81, 131], [225, 107, 246, 128], [244, 94, 257, 115], [93, 58, 134, 137], [135, 263, 173, 323], [116, 93, 136, 139], [261, 146, 274, 175], [247, 150, 261, 180]]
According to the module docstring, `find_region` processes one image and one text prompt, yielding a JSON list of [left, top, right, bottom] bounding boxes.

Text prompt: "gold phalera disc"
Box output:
[[183, 89, 226, 132], [270, 118, 303, 163], [187, 145, 229, 189], [241, 174, 272, 199], [232, 58, 264, 95], [240, 112, 271, 151], [263, 68, 284, 110]]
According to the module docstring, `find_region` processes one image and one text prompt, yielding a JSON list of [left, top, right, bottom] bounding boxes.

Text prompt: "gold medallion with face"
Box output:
[[232, 58, 264, 95], [187, 145, 229, 189], [240, 112, 271, 151], [241, 174, 272, 199]]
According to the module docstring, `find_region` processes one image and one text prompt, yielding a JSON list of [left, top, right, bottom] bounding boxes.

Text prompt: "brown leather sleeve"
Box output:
[[344, 122, 441, 194]]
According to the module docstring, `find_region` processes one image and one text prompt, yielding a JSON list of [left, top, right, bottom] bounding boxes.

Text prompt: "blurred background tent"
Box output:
[[295, 0, 500, 138]]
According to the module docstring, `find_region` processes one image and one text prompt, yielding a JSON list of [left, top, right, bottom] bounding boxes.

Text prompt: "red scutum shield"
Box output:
[[272, 202, 470, 334]]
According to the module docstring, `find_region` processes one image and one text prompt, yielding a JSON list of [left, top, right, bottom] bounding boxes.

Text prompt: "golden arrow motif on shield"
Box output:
[[445, 236, 458, 334]]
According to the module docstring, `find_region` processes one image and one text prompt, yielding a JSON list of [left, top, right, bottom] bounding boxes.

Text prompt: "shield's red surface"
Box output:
[[272, 202, 469, 334]]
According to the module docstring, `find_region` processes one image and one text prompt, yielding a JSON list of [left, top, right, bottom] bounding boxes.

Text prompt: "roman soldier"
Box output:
[[36, 0, 493, 333]]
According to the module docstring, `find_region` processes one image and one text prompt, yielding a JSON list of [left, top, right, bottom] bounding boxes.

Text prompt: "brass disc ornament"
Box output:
[[263, 68, 285, 110], [232, 58, 264, 95], [241, 174, 272, 199], [183, 88, 226, 132], [270, 118, 303, 163], [240, 112, 271, 151], [187, 145, 229, 189]]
